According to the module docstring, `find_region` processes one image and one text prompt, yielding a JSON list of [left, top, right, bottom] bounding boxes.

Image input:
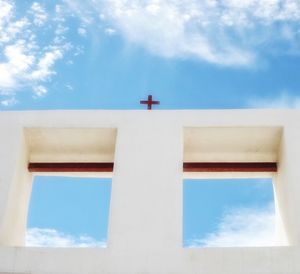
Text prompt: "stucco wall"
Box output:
[[0, 109, 299, 274]]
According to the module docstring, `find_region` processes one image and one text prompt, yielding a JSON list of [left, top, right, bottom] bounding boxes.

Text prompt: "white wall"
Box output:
[[0, 109, 299, 274]]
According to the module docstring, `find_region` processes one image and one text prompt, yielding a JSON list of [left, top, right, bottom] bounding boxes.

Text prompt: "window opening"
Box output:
[[182, 127, 282, 247], [183, 178, 275, 247], [26, 176, 112, 247]]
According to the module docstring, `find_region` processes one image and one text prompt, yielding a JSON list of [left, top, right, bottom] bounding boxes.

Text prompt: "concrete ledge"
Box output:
[[0, 246, 299, 274]]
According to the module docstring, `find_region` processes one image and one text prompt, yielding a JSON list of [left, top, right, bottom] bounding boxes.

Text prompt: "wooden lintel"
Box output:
[[28, 162, 114, 172], [28, 162, 277, 173], [183, 162, 277, 172]]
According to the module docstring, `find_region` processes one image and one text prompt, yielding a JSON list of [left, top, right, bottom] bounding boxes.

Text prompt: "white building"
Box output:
[[0, 109, 299, 274]]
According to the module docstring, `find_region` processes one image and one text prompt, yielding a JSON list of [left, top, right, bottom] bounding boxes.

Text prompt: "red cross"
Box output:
[[140, 95, 160, 110]]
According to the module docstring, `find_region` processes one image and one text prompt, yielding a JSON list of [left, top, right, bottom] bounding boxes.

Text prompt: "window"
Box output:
[[182, 126, 282, 247], [183, 178, 275, 247], [27, 176, 112, 247], [22, 127, 117, 247]]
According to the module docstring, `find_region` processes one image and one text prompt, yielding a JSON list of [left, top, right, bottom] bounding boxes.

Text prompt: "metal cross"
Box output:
[[140, 95, 160, 110]]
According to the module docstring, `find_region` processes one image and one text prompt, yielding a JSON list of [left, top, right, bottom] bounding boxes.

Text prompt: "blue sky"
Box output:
[[0, 0, 297, 247], [1, 0, 300, 109], [26, 176, 275, 248], [27, 176, 111, 247], [183, 178, 275, 247]]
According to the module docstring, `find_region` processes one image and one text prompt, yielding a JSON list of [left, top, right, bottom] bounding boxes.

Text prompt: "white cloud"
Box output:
[[186, 205, 276, 247], [65, 84, 73, 91], [55, 24, 69, 36], [78, 27, 87, 36], [30, 49, 63, 81], [33, 85, 47, 97], [65, 0, 300, 66], [29, 2, 47, 26], [0, 0, 73, 104], [54, 4, 66, 23], [0, 10, 29, 44], [104, 27, 116, 35], [26, 228, 106, 248], [0, 41, 34, 89], [247, 93, 300, 108], [1, 96, 17, 107], [0, 0, 12, 21]]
